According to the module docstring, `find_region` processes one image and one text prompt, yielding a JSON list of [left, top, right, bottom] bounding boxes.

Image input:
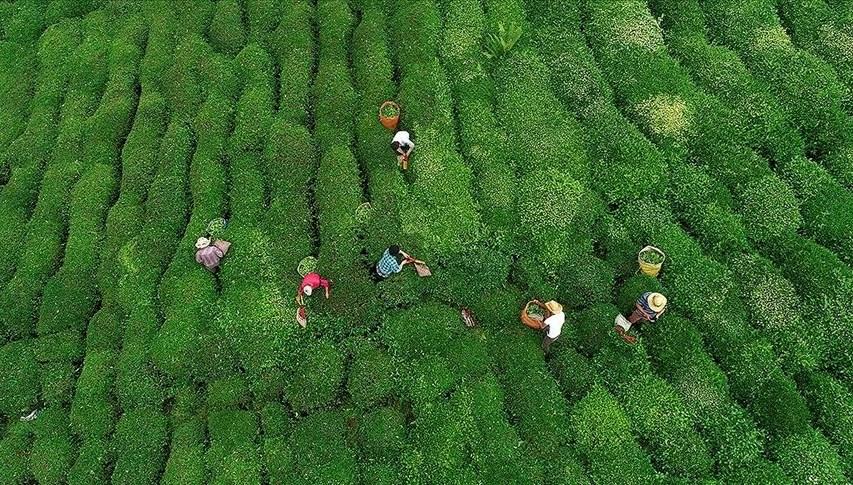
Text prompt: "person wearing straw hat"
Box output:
[[391, 130, 414, 170], [194, 217, 231, 271], [541, 300, 565, 354], [614, 292, 667, 343]]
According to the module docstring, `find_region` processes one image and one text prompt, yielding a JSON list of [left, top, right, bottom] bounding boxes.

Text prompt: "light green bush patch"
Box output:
[[607, 2, 665, 52], [634, 94, 693, 142], [752, 24, 793, 51]]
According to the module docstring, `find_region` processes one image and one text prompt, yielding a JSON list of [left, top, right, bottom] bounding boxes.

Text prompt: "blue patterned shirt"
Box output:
[[635, 292, 662, 321], [376, 249, 403, 277]]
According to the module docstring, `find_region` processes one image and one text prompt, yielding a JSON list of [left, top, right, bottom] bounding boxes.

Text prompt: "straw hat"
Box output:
[[195, 236, 211, 249], [647, 293, 667, 312], [545, 300, 563, 315]]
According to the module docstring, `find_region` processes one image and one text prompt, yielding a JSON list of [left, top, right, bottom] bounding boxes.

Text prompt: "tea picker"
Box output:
[[614, 292, 667, 344], [372, 245, 431, 281], [195, 217, 231, 271], [391, 130, 415, 170], [295, 257, 331, 328], [520, 300, 565, 353]]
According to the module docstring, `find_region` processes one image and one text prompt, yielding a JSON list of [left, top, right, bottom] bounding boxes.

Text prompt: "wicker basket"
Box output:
[[638, 245, 666, 277], [379, 101, 400, 130], [520, 301, 547, 330]]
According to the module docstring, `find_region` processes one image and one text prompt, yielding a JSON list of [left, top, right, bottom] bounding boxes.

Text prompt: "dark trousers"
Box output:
[[542, 335, 558, 353], [371, 266, 386, 283]]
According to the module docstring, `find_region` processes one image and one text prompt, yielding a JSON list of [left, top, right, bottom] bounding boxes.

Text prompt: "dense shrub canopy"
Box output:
[[0, 0, 849, 482]]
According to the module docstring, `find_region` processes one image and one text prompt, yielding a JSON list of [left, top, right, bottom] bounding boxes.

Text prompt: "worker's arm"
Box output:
[[296, 288, 304, 306], [400, 250, 413, 264], [322, 279, 331, 298], [404, 144, 414, 156]]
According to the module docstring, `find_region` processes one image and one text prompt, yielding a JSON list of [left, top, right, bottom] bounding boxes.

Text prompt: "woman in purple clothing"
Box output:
[[195, 236, 231, 271]]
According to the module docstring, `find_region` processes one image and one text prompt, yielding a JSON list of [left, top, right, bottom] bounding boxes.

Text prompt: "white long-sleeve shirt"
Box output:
[[544, 312, 565, 338]]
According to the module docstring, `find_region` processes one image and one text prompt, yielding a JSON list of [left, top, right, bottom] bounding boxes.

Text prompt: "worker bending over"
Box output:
[[541, 300, 565, 354], [615, 292, 667, 344], [297, 271, 331, 305], [391, 130, 414, 170], [373, 245, 413, 281], [194, 217, 231, 271]]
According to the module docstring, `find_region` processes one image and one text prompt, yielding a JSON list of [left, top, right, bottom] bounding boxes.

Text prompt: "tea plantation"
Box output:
[[1, 0, 852, 483]]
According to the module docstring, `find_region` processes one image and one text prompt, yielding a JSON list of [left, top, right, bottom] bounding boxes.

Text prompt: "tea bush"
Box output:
[[2, 0, 851, 480], [270, 0, 312, 123], [68, 438, 111, 485], [772, 429, 848, 484], [347, 338, 395, 409], [439, 0, 517, 233], [0, 20, 79, 285], [162, 419, 207, 485], [783, 0, 853, 107], [797, 371, 853, 477], [777, 156, 853, 264], [289, 411, 358, 483], [700, 0, 853, 187], [0, 340, 38, 418], [208, 0, 245, 57], [110, 408, 168, 485], [282, 340, 344, 412], [206, 410, 262, 483], [571, 386, 658, 483]]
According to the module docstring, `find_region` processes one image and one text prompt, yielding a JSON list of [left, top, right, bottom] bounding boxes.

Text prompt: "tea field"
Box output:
[[1, 0, 852, 483]]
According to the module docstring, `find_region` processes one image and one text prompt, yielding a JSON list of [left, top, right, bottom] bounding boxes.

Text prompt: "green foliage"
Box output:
[[797, 371, 853, 477], [701, 0, 852, 185], [571, 386, 658, 483], [0, 340, 39, 417], [0, 1, 850, 480], [739, 175, 802, 243], [68, 438, 111, 485], [772, 429, 848, 484], [0, 422, 33, 482], [482, 22, 522, 59], [207, 410, 262, 483], [347, 338, 395, 409], [208, 0, 245, 57], [162, 419, 207, 485], [111, 408, 168, 484], [548, 347, 598, 404], [28, 407, 73, 485], [777, 155, 853, 264], [290, 411, 358, 483], [283, 340, 344, 412], [270, 0, 312, 123], [356, 406, 405, 460], [70, 350, 116, 439]]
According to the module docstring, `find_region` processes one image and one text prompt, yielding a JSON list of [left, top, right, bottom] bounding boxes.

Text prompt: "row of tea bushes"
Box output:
[[700, 0, 853, 189]]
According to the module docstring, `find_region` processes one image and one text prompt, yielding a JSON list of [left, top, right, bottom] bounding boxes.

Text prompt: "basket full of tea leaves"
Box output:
[[638, 245, 666, 277]]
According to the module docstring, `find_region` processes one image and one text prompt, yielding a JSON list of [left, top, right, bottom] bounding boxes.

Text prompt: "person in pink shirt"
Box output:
[[297, 272, 332, 305], [195, 237, 231, 271]]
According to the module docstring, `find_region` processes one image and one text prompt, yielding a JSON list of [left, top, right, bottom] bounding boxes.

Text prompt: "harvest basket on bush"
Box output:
[[379, 101, 400, 130], [520, 300, 548, 330], [297, 256, 318, 277], [638, 245, 666, 277]]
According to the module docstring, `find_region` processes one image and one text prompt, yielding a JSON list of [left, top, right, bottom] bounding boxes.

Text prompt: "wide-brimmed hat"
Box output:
[[195, 236, 211, 249], [545, 300, 563, 314], [647, 293, 667, 312]]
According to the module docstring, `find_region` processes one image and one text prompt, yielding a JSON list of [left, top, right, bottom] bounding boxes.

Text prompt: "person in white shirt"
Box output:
[[542, 300, 564, 353], [391, 130, 414, 170]]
